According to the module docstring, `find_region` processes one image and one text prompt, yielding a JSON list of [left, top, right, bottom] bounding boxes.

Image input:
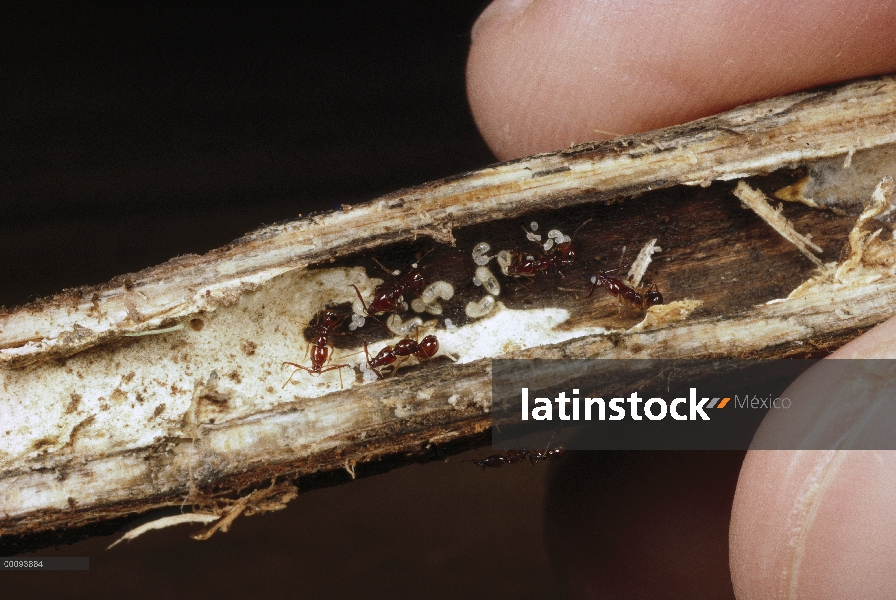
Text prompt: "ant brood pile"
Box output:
[[281, 222, 666, 387]]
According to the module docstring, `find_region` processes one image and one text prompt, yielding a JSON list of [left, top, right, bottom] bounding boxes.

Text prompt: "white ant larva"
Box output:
[[465, 295, 496, 319], [474, 266, 500, 296], [472, 242, 493, 265]]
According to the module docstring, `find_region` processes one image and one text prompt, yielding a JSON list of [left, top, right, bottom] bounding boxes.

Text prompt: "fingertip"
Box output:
[[467, 0, 896, 160], [733, 317, 896, 597], [731, 450, 896, 599], [827, 314, 896, 359]]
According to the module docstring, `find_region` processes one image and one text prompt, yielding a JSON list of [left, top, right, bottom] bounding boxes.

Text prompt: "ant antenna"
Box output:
[[570, 218, 593, 241], [521, 224, 539, 238], [411, 247, 436, 269], [371, 258, 398, 277], [592, 260, 628, 274], [362, 342, 386, 379]]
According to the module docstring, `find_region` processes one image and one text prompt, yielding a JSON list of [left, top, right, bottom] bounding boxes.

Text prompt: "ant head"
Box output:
[[317, 309, 342, 330], [404, 269, 426, 292], [646, 287, 663, 307], [546, 446, 565, 459], [555, 243, 576, 266], [418, 335, 439, 358]]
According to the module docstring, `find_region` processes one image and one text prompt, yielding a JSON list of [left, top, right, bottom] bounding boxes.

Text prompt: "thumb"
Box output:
[[730, 317, 896, 599], [467, 0, 896, 160]]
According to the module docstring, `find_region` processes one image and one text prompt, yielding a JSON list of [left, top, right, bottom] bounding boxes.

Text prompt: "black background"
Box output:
[[1, 3, 494, 308], [2, 4, 742, 598]]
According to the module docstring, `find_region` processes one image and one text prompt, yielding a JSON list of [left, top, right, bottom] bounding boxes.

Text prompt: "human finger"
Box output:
[[467, 0, 896, 160]]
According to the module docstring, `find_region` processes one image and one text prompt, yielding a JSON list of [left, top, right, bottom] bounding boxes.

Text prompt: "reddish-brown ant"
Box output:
[[282, 308, 353, 388], [351, 257, 427, 330], [530, 446, 565, 462], [467, 445, 565, 469], [544, 220, 588, 269], [501, 219, 591, 280], [588, 272, 664, 310], [468, 449, 531, 469], [363, 329, 439, 379], [502, 252, 555, 279]]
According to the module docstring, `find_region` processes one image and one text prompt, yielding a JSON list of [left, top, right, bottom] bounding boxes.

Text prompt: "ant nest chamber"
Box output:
[[3, 76, 896, 546]]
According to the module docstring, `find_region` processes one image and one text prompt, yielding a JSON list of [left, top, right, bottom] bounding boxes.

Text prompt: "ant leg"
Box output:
[[323, 343, 352, 388], [558, 286, 584, 299], [372, 314, 393, 334], [386, 355, 411, 378], [511, 276, 533, 292], [587, 278, 599, 298], [351, 284, 370, 314], [316, 364, 351, 373], [281, 361, 315, 389], [317, 363, 352, 388], [281, 361, 351, 388], [533, 431, 557, 463], [282, 369, 299, 389], [363, 342, 386, 380], [283, 361, 315, 372]]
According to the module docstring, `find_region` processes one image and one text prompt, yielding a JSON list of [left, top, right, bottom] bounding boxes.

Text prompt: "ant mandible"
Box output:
[[588, 272, 664, 310], [363, 329, 439, 379], [282, 308, 353, 388]]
